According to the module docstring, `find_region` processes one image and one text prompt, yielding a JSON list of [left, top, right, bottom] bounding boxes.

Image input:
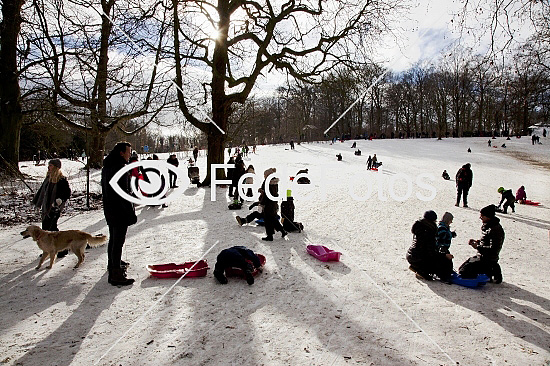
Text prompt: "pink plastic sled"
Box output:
[[147, 260, 209, 278], [306, 245, 341, 262], [225, 254, 266, 278]]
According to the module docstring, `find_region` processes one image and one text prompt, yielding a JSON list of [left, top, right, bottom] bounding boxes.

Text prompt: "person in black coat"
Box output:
[[214, 246, 262, 285], [497, 187, 515, 213], [102, 142, 137, 286], [459, 205, 505, 283], [226, 156, 235, 197], [455, 163, 473, 207], [260, 168, 287, 241], [32, 159, 71, 257], [231, 155, 246, 203], [167, 154, 179, 188], [406, 211, 454, 281]]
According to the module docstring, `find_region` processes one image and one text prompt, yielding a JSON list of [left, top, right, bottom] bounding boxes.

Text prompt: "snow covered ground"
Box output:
[[1, 136, 549, 366]]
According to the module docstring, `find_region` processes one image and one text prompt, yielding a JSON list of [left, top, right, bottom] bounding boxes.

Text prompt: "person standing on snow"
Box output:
[[32, 158, 72, 258], [455, 163, 473, 207]]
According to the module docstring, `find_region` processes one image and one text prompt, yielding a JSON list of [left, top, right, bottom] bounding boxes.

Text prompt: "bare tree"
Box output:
[[28, 0, 173, 168], [171, 0, 402, 185]]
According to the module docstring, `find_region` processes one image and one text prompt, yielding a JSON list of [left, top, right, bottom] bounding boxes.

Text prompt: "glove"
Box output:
[[451, 231, 457, 238], [55, 198, 62, 206]]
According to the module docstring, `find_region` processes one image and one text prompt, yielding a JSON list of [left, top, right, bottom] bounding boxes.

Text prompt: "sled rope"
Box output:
[[94, 240, 221, 365]]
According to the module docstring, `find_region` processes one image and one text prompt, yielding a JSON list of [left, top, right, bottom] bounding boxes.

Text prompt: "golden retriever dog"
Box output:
[[20, 225, 107, 270]]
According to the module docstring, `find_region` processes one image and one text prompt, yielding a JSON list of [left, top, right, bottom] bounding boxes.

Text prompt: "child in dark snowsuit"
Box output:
[[236, 199, 264, 226], [497, 187, 515, 213], [442, 170, 450, 180], [280, 190, 304, 232], [214, 246, 262, 285], [436, 212, 456, 254]]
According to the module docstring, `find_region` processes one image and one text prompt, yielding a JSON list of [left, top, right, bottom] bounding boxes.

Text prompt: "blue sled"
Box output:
[[255, 215, 280, 226], [450, 272, 490, 288]]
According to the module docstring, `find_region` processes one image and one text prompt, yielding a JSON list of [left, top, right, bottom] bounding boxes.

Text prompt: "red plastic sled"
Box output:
[[306, 245, 341, 262], [522, 200, 540, 206], [225, 254, 266, 278], [147, 260, 209, 278]]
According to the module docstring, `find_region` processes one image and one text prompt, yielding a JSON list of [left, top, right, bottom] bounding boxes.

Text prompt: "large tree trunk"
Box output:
[[88, 126, 106, 169], [0, 0, 24, 173], [202, 132, 226, 186]]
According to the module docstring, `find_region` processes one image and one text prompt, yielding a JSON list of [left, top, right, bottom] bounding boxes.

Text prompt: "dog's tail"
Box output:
[[87, 234, 107, 247]]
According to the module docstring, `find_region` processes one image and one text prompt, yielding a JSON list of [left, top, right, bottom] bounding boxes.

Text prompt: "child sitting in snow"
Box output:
[[436, 212, 456, 254], [280, 190, 304, 232], [336, 153, 342, 161], [442, 170, 450, 180], [497, 187, 515, 213], [515, 185, 526, 204]]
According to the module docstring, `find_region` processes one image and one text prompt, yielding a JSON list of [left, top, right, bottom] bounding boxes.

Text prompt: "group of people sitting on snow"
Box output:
[[407, 205, 505, 284]]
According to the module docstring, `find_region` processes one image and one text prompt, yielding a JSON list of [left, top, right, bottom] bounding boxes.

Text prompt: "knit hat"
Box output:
[[423, 210, 437, 222], [48, 159, 61, 169], [497, 187, 504, 193], [264, 167, 276, 179], [480, 204, 496, 218], [441, 212, 453, 225]]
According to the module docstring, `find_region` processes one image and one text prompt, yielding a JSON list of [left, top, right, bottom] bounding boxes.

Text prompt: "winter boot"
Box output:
[[262, 235, 274, 241], [57, 249, 69, 258], [281, 230, 288, 239], [214, 270, 228, 284], [236, 216, 244, 226], [108, 268, 135, 286]]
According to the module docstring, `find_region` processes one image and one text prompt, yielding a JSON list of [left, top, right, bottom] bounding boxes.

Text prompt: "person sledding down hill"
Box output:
[[497, 187, 515, 213]]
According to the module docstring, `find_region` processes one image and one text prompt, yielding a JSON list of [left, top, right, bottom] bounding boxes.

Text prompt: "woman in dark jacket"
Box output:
[[32, 159, 71, 257], [406, 211, 453, 281]]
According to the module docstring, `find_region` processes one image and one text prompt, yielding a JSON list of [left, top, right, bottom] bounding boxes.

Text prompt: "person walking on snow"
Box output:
[[32, 158, 71, 258], [455, 163, 473, 207]]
